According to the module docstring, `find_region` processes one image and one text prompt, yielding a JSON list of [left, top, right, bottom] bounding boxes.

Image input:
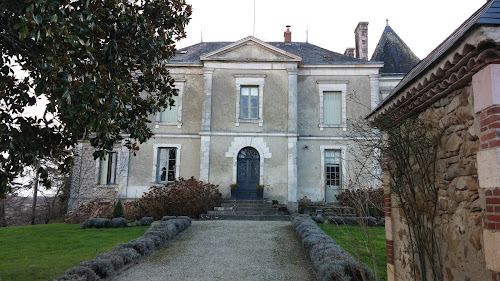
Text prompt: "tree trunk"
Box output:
[[31, 162, 40, 225], [0, 198, 6, 227]]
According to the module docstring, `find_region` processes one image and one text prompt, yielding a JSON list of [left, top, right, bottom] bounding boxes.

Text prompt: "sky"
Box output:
[[176, 0, 487, 60]]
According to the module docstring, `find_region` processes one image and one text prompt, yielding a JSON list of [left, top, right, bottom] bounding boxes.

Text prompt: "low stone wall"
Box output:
[[291, 214, 372, 281], [53, 216, 192, 281]]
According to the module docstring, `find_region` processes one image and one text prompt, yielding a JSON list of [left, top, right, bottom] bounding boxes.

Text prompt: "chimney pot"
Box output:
[[284, 25, 292, 43]]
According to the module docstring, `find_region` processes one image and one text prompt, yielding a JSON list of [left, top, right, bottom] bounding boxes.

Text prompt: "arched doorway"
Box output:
[[236, 147, 261, 200]]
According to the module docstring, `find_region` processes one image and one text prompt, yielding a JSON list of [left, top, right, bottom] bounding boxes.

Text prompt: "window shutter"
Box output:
[[323, 92, 342, 124]]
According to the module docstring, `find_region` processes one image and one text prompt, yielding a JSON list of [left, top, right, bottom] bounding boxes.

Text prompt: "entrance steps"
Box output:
[[200, 200, 290, 221]]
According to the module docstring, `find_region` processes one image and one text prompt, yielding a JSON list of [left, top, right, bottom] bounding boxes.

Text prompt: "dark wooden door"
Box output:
[[236, 147, 261, 200]]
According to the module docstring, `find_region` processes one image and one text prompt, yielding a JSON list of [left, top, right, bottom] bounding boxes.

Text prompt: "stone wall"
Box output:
[[69, 143, 118, 210], [387, 86, 490, 280]]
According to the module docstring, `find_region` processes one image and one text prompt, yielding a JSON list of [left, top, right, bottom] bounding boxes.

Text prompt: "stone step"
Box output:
[[207, 210, 285, 216], [200, 213, 290, 221], [221, 199, 271, 204], [220, 202, 274, 208], [215, 206, 278, 211]]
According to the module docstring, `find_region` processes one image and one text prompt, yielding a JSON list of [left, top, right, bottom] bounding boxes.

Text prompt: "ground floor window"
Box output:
[[157, 147, 177, 183], [325, 150, 341, 202], [99, 151, 117, 185]]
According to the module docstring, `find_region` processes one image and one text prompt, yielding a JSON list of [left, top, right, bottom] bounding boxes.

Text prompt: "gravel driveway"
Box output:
[[112, 220, 318, 281]]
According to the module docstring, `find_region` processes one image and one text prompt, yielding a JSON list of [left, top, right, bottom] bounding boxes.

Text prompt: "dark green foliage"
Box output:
[[0, 0, 192, 194], [113, 201, 124, 218]]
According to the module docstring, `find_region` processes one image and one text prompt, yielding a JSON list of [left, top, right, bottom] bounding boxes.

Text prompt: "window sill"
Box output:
[[236, 119, 263, 127], [154, 122, 182, 129], [319, 124, 347, 131], [95, 184, 119, 189]]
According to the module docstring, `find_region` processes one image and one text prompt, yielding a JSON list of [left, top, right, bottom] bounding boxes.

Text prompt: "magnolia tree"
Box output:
[[0, 0, 192, 195]]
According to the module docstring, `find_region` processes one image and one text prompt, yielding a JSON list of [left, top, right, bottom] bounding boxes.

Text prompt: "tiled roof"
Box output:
[[370, 25, 420, 74], [169, 41, 378, 65], [369, 0, 500, 119]]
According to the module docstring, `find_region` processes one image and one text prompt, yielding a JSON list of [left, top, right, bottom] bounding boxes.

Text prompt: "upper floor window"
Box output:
[[318, 82, 348, 131], [99, 151, 117, 185], [323, 91, 342, 125], [155, 80, 185, 129], [240, 86, 259, 119], [235, 75, 265, 126]]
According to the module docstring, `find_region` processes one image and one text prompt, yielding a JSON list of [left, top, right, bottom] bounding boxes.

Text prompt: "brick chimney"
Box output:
[[284, 25, 291, 43], [344, 48, 355, 58], [354, 22, 369, 60]]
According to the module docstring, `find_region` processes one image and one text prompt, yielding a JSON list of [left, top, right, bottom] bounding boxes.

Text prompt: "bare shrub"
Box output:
[[79, 259, 114, 279], [165, 177, 221, 218], [65, 200, 113, 224], [335, 188, 384, 217]]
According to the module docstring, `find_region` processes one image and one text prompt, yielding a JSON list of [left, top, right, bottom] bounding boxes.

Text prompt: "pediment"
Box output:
[[200, 36, 302, 62]]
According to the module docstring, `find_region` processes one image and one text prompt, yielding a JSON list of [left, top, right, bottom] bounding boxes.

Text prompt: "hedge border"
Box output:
[[291, 214, 372, 281], [53, 216, 192, 281]]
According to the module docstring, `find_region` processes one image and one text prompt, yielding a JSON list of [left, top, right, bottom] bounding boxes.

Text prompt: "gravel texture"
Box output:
[[112, 220, 319, 281]]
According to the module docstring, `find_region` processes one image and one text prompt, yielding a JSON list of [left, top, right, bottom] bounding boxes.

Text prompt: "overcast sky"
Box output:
[[177, 0, 487, 60]]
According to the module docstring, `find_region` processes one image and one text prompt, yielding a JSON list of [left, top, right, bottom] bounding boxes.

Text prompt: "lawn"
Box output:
[[0, 223, 149, 281], [319, 223, 387, 280]]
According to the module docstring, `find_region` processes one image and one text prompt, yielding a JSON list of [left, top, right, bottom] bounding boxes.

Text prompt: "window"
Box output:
[[234, 75, 265, 126], [156, 147, 177, 183], [320, 146, 346, 202], [325, 150, 341, 186], [99, 152, 117, 185], [158, 94, 178, 123], [318, 82, 347, 131], [323, 91, 342, 125], [155, 80, 184, 128], [240, 86, 259, 119]]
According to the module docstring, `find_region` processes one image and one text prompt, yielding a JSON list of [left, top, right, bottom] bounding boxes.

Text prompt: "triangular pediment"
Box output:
[[200, 36, 302, 62]]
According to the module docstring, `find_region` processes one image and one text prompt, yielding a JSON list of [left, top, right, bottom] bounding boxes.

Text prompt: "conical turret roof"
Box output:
[[371, 23, 420, 74]]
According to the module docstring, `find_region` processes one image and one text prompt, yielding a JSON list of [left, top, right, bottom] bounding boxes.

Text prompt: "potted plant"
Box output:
[[256, 184, 264, 198], [230, 184, 238, 199]]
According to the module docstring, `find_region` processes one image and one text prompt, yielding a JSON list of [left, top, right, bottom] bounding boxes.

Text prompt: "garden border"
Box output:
[[53, 216, 192, 281]]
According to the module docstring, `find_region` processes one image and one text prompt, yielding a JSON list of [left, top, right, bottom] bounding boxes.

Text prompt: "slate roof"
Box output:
[[169, 41, 379, 65], [370, 0, 500, 116], [370, 25, 420, 75]]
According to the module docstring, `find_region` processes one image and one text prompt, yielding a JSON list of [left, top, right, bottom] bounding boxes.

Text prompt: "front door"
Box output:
[[325, 150, 341, 203], [236, 147, 261, 200]]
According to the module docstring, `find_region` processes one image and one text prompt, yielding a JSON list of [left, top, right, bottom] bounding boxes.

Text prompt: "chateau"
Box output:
[[69, 22, 419, 212]]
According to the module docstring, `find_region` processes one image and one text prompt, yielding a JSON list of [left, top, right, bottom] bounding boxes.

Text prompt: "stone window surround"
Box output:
[[151, 143, 181, 184], [234, 75, 266, 127], [155, 79, 186, 129], [94, 148, 121, 187], [320, 145, 347, 201], [317, 81, 348, 131], [225, 137, 272, 185]]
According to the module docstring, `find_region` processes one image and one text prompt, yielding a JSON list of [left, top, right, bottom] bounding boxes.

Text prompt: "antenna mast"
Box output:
[[253, 0, 256, 36]]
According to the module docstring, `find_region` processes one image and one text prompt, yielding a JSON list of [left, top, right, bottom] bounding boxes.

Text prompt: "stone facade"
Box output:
[[69, 33, 387, 212], [370, 5, 500, 278]]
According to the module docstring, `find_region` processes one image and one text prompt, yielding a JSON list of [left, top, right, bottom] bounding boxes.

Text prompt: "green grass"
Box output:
[[0, 223, 149, 281], [319, 224, 387, 280]]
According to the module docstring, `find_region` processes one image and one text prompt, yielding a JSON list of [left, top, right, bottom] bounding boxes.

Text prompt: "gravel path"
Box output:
[[112, 220, 318, 281]]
